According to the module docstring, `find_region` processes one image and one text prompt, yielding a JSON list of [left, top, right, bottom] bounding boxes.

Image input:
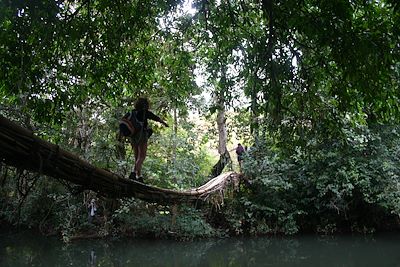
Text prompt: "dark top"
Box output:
[[236, 145, 245, 155], [134, 109, 162, 129]]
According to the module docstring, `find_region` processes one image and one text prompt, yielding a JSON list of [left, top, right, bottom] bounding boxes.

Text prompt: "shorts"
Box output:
[[129, 128, 153, 145]]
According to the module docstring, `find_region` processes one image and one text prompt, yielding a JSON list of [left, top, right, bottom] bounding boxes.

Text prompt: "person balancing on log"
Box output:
[[119, 97, 169, 182]]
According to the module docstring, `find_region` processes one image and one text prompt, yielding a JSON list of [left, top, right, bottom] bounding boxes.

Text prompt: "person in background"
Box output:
[[88, 198, 97, 223], [128, 97, 168, 182], [235, 143, 245, 171]]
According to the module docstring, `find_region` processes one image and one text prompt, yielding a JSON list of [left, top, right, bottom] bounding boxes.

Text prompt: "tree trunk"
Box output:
[[171, 104, 178, 183], [210, 107, 231, 177], [210, 67, 231, 177]]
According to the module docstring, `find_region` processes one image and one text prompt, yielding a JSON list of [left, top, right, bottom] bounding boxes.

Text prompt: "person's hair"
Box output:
[[135, 97, 150, 111]]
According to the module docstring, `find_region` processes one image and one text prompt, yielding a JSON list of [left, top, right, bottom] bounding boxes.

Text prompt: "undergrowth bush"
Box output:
[[231, 124, 400, 235], [112, 199, 218, 240]]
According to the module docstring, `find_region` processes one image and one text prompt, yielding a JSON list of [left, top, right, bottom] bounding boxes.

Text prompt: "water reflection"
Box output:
[[89, 249, 96, 267], [1, 230, 400, 267]]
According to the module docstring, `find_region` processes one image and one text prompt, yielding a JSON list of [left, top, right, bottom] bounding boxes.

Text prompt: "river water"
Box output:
[[1, 230, 400, 266]]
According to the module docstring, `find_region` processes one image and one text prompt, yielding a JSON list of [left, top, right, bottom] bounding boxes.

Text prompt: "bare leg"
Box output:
[[131, 143, 139, 175], [135, 142, 148, 177]]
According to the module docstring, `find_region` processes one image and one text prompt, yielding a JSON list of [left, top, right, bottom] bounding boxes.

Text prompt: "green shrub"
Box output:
[[230, 124, 400, 234], [112, 199, 218, 240]]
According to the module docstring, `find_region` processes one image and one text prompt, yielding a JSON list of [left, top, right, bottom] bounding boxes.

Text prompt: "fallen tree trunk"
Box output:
[[0, 115, 240, 204]]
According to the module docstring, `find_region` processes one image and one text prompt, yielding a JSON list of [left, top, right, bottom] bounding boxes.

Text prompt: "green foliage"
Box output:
[[0, 170, 90, 239], [112, 199, 217, 240], [144, 121, 214, 189], [234, 123, 400, 235], [174, 206, 217, 240], [1, 0, 400, 241]]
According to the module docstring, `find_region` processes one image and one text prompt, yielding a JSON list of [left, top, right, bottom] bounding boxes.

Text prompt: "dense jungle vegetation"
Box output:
[[1, 0, 400, 241]]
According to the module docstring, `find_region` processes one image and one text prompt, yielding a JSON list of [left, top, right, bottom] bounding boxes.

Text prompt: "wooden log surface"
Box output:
[[0, 115, 240, 204]]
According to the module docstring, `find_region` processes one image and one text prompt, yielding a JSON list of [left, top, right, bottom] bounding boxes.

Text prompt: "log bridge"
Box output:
[[0, 115, 240, 204]]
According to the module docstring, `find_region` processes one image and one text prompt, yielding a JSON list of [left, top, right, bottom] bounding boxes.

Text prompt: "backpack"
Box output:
[[119, 110, 143, 137]]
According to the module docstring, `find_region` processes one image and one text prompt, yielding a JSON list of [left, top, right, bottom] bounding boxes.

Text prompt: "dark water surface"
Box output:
[[1, 229, 400, 267]]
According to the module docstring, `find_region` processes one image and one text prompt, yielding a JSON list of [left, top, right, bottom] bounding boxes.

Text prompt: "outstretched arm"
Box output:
[[146, 111, 169, 127]]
